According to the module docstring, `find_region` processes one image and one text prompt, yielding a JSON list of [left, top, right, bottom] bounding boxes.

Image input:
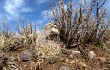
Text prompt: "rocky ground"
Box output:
[[0, 44, 110, 70], [0, 23, 110, 70]]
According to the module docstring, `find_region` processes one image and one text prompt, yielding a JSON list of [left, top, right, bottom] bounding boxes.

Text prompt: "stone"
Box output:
[[72, 51, 80, 55], [68, 54, 74, 59], [70, 59, 79, 64], [59, 66, 69, 70], [79, 61, 87, 67], [19, 50, 32, 61], [64, 58, 69, 63], [68, 50, 80, 59], [88, 51, 96, 59], [69, 60, 76, 64]]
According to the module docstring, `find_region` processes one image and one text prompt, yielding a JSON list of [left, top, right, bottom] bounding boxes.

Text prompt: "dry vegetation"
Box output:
[[50, 0, 110, 48], [0, 0, 110, 70]]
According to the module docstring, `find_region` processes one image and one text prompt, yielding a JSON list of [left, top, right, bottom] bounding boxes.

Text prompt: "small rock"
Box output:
[[69, 60, 75, 64], [99, 57, 106, 62], [68, 51, 80, 59], [59, 66, 69, 70], [88, 51, 96, 59], [72, 51, 80, 55], [64, 58, 69, 63], [70, 59, 79, 64], [68, 54, 74, 59], [79, 61, 87, 67], [19, 50, 32, 61]]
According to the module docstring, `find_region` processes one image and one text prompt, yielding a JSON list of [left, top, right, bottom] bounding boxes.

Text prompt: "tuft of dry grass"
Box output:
[[36, 39, 61, 58], [0, 17, 37, 52]]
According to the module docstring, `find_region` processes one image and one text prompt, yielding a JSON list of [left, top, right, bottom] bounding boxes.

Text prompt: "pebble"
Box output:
[[88, 51, 96, 59], [59, 66, 69, 70], [19, 50, 32, 61], [79, 61, 87, 67], [72, 51, 80, 55], [68, 54, 74, 59], [68, 51, 80, 59]]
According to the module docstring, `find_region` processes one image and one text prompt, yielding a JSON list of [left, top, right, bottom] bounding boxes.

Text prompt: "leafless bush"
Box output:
[[0, 19, 14, 38], [50, 0, 110, 48], [0, 17, 37, 51]]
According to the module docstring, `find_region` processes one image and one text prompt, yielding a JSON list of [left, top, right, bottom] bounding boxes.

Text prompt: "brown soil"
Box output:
[[1, 45, 110, 70]]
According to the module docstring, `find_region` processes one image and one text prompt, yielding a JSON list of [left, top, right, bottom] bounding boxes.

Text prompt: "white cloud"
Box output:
[[21, 7, 34, 13], [4, 0, 23, 16], [4, 0, 33, 20], [36, 0, 48, 4]]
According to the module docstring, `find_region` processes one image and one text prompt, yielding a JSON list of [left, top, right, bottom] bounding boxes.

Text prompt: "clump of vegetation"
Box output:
[[50, 0, 110, 48], [36, 40, 61, 58], [0, 17, 37, 51], [0, 36, 5, 50]]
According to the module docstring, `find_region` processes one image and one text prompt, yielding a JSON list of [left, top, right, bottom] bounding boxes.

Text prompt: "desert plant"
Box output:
[[0, 19, 14, 38], [0, 17, 37, 51], [49, 0, 110, 48], [14, 17, 37, 49], [36, 39, 61, 58]]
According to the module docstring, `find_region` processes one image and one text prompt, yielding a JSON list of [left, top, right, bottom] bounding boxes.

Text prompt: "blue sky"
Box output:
[[0, 0, 110, 33]]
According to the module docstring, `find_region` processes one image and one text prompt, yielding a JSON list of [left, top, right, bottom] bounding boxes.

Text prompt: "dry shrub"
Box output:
[[0, 17, 37, 51], [50, 0, 110, 48], [2, 37, 24, 52], [36, 40, 61, 58]]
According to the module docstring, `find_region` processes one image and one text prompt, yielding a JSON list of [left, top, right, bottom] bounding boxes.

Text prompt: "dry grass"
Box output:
[[0, 17, 37, 52], [36, 40, 61, 58]]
